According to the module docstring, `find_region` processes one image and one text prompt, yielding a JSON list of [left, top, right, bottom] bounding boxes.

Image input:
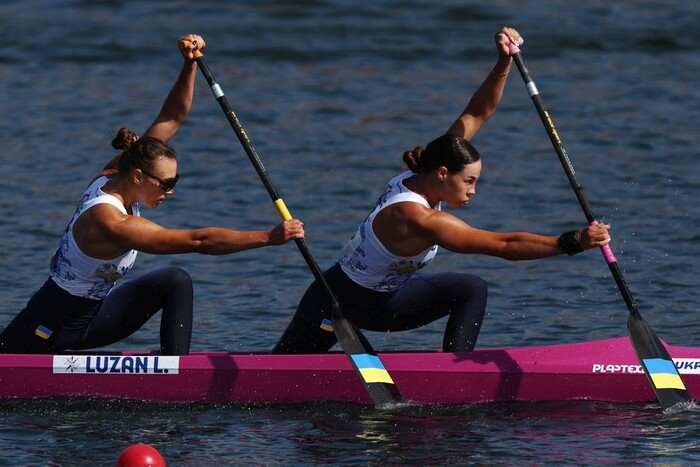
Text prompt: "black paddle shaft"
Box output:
[[193, 59, 325, 284], [510, 50, 692, 409], [192, 52, 402, 407], [510, 53, 639, 315]]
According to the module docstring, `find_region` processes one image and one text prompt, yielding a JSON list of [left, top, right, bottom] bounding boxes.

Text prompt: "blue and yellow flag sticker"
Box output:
[[643, 358, 686, 390], [351, 353, 395, 385], [320, 318, 334, 332], [34, 325, 53, 340]]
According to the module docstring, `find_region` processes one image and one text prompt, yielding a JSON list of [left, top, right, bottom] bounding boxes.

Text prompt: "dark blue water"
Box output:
[[2, 0, 700, 464]]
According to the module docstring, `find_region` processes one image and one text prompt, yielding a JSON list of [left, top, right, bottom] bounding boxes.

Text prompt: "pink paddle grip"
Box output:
[[591, 220, 616, 264], [501, 33, 522, 55]]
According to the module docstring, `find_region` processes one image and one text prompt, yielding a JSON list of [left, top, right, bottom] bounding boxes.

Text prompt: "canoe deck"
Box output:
[[1, 337, 699, 405]]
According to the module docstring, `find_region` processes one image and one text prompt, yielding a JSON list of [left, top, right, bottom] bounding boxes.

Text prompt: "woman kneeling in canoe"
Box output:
[[273, 27, 610, 354], [0, 34, 304, 356]]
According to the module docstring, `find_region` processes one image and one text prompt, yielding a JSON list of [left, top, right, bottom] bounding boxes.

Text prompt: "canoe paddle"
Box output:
[[185, 43, 401, 407], [504, 37, 692, 409]]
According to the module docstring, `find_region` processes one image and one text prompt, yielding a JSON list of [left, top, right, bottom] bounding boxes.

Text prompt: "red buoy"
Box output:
[[116, 444, 166, 467]]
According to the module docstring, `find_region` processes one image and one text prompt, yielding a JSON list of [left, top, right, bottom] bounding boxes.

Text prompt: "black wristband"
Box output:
[[558, 230, 583, 256]]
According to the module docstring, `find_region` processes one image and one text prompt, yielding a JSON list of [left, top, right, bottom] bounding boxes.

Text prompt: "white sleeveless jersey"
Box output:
[[50, 176, 139, 299], [339, 171, 440, 292]]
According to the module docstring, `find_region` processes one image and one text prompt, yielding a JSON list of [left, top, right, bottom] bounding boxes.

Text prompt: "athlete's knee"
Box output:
[[153, 268, 193, 299], [464, 274, 488, 295], [447, 274, 488, 302], [161, 267, 193, 288]]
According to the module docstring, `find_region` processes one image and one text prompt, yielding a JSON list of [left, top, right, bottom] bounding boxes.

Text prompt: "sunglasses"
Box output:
[[141, 169, 180, 192]]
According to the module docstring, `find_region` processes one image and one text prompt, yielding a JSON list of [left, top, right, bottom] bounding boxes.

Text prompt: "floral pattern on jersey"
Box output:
[[341, 244, 367, 273], [50, 192, 92, 283], [371, 179, 403, 214], [375, 257, 433, 291], [84, 260, 135, 299], [50, 237, 76, 283]]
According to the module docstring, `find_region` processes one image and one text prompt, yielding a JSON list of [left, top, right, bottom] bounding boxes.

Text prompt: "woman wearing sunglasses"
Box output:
[[0, 34, 305, 356]]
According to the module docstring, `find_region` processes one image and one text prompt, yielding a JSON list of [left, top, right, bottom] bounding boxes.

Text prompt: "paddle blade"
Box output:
[[331, 305, 402, 407], [627, 313, 693, 409]]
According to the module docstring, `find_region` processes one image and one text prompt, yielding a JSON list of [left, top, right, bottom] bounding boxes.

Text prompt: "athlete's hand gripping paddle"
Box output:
[[504, 34, 691, 410]]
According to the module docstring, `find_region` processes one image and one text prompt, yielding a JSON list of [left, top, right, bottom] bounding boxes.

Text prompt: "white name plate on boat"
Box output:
[[52, 355, 180, 375]]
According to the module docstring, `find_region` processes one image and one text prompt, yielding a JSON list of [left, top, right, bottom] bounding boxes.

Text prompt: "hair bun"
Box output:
[[111, 127, 140, 151], [402, 145, 425, 171]]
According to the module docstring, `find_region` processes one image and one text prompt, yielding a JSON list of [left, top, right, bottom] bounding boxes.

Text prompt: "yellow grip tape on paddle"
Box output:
[[274, 199, 293, 221], [179, 39, 203, 59]]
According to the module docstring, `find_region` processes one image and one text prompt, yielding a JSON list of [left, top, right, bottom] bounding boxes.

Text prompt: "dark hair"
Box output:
[[111, 127, 177, 174], [402, 134, 480, 173]]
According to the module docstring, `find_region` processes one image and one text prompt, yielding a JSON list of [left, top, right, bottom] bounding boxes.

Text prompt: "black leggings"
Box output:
[[273, 263, 487, 354], [0, 267, 193, 355]]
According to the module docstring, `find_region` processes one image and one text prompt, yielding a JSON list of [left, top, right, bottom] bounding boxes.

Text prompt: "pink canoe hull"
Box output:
[[1, 337, 699, 405]]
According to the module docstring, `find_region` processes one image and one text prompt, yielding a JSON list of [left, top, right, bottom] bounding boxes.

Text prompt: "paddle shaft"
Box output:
[[510, 53, 638, 314], [507, 41, 691, 408], [194, 58, 330, 297], [190, 49, 401, 406]]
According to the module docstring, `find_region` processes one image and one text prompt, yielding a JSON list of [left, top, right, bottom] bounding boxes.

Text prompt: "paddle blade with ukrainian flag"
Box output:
[[331, 305, 402, 407], [628, 312, 693, 410]]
